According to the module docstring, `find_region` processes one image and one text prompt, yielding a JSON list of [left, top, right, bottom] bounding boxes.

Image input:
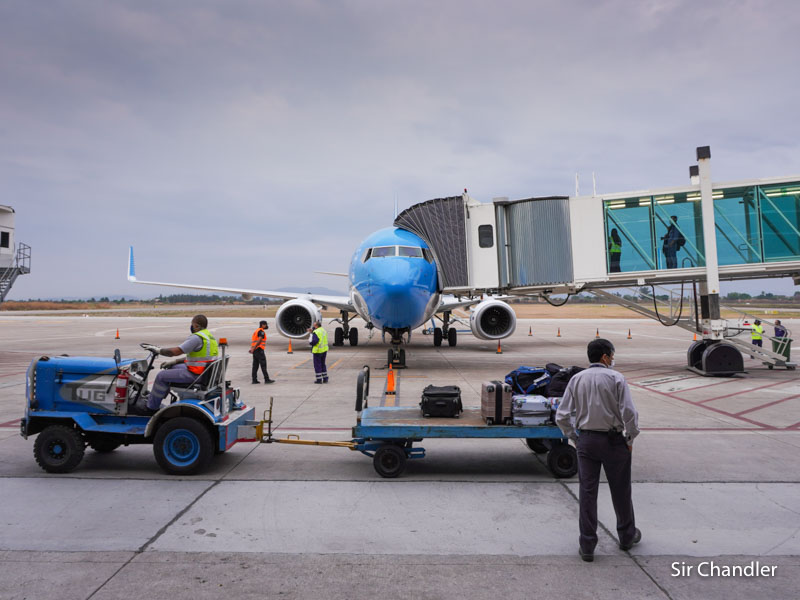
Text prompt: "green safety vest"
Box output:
[[312, 327, 329, 354], [185, 329, 219, 374], [751, 324, 764, 341], [609, 239, 622, 254]]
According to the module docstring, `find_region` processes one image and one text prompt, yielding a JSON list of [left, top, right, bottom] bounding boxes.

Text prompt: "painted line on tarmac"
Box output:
[[696, 378, 789, 404], [290, 357, 312, 369], [734, 393, 800, 417], [0, 381, 24, 389], [628, 380, 775, 430]]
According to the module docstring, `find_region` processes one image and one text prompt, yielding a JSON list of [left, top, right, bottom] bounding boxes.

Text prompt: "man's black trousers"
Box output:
[[576, 430, 636, 552], [252, 348, 269, 382]]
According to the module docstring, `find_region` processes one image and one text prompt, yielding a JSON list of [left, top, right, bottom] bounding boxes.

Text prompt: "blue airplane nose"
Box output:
[[367, 260, 430, 328]]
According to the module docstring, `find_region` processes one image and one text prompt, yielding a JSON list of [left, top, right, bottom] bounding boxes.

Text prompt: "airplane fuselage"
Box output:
[[349, 227, 440, 335]]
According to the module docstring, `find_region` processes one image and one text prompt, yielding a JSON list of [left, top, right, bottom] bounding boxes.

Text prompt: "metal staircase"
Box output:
[[590, 286, 796, 369], [0, 243, 31, 303]]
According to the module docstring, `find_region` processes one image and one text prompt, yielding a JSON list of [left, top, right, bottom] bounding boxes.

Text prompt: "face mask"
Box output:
[[610, 359, 615, 368], [190, 326, 196, 333]]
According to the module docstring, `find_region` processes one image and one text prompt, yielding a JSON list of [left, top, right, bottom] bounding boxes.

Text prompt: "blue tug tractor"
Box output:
[[20, 339, 256, 475]]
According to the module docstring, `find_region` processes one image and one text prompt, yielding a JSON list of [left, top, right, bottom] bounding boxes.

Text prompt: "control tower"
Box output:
[[0, 205, 31, 303]]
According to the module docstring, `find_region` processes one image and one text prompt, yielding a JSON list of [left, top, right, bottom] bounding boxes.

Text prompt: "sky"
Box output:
[[2, 0, 800, 300]]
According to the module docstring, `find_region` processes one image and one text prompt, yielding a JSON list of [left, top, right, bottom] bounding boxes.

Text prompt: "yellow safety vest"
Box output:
[[751, 324, 764, 341], [312, 327, 329, 354], [608, 238, 621, 254], [185, 329, 219, 374]]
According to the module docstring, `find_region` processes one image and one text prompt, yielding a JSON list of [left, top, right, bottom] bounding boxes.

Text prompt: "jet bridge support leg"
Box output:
[[687, 147, 744, 377]]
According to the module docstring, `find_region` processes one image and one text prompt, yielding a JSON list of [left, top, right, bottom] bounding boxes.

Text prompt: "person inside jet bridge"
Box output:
[[131, 314, 218, 416]]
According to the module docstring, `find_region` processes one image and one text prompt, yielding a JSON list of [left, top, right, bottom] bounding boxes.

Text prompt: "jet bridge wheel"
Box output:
[[546, 442, 577, 478], [433, 328, 443, 347], [373, 443, 407, 478], [34, 425, 85, 473]]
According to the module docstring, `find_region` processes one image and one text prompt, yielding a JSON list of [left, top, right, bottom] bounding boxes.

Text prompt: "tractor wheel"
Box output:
[[34, 425, 85, 473], [373, 444, 407, 478], [153, 417, 214, 475], [547, 443, 578, 478]]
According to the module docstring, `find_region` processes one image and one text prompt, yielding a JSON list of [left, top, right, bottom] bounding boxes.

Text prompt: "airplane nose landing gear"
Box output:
[[386, 328, 408, 368]]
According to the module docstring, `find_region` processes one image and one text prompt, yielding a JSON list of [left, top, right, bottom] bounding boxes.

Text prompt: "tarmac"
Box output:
[[0, 314, 798, 599]]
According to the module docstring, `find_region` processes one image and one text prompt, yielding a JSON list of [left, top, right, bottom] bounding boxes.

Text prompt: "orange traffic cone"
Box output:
[[693, 332, 697, 341], [595, 328, 600, 338], [287, 340, 293, 354], [627, 328, 632, 340], [557, 327, 561, 337], [528, 326, 532, 336], [115, 328, 120, 340], [496, 340, 503, 354], [386, 364, 396, 395]]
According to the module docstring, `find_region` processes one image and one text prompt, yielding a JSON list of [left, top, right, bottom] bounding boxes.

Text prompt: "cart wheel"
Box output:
[[767, 364, 773, 370], [547, 443, 577, 478], [373, 444, 407, 478], [153, 417, 214, 475], [34, 425, 85, 473], [525, 438, 549, 454]]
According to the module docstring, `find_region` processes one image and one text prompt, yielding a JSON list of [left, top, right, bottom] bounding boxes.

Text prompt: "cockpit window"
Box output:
[[370, 246, 396, 258], [398, 246, 424, 258]]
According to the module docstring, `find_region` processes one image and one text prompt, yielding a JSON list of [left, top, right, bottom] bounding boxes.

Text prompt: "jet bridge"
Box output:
[[394, 147, 800, 373]]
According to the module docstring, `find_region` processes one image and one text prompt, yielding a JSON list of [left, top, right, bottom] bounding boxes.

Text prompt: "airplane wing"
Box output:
[[436, 294, 513, 312], [127, 247, 355, 312]]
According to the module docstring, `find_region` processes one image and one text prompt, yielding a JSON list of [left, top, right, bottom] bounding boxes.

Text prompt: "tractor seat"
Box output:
[[170, 359, 222, 390]]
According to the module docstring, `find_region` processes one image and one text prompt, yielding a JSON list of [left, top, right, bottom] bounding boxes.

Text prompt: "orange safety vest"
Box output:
[[251, 327, 266, 351]]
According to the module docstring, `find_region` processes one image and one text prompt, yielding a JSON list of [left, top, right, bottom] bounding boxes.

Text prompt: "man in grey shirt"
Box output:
[[556, 338, 641, 562]]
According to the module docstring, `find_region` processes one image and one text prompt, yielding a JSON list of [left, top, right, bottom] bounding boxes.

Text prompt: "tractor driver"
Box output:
[[131, 314, 218, 416]]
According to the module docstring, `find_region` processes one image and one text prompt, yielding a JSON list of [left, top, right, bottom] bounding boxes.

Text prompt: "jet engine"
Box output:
[[275, 299, 322, 338], [470, 299, 517, 340]]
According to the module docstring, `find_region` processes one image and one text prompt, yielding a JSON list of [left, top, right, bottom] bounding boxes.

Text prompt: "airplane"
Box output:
[[127, 226, 517, 367]]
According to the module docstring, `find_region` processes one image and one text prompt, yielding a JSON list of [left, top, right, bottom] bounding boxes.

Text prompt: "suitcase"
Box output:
[[512, 395, 553, 426], [420, 385, 462, 418], [481, 380, 513, 425]]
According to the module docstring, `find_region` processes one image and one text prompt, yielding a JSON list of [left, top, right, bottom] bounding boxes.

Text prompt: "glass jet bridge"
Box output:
[[395, 147, 800, 375]]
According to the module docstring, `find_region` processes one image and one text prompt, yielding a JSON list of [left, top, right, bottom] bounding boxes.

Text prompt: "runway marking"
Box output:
[[696, 378, 789, 404], [290, 357, 312, 369], [0, 419, 21, 428], [329, 359, 343, 370], [627, 381, 776, 429], [0, 371, 26, 378], [734, 393, 800, 417]]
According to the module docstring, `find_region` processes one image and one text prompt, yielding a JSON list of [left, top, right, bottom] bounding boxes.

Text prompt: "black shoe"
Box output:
[[264, 379, 275, 384], [323, 379, 329, 383], [128, 404, 157, 417], [252, 380, 260, 384], [579, 547, 594, 562], [314, 380, 322, 384], [619, 528, 641, 551]]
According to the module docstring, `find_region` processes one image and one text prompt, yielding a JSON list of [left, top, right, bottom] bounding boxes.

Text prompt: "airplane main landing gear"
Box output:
[[334, 311, 358, 347], [433, 312, 457, 348]]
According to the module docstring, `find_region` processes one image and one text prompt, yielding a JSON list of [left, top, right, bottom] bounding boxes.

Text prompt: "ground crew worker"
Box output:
[[774, 319, 786, 338], [308, 320, 329, 383], [249, 320, 274, 384], [556, 338, 641, 562], [751, 319, 764, 348], [133, 314, 218, 416], [608, 228, 622, 272]]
